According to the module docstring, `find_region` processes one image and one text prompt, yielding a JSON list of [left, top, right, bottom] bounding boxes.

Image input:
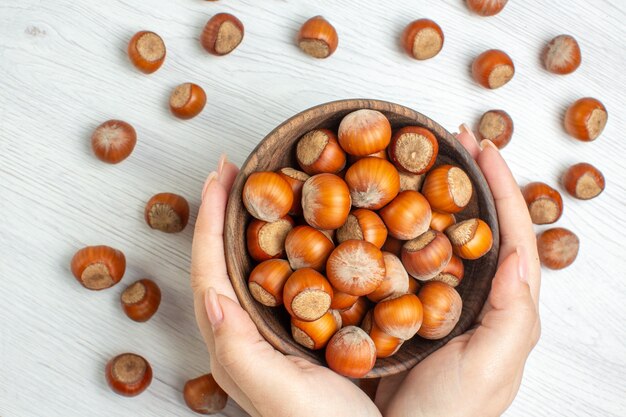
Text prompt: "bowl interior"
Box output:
[[224, 99, 499, 378]]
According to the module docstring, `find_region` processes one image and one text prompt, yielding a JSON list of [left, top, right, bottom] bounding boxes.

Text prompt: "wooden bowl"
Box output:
[[224, 99, 500, 378]]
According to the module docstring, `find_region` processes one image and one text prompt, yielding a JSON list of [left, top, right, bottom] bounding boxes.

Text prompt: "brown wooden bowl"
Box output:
[[224, 99, 499, 378]]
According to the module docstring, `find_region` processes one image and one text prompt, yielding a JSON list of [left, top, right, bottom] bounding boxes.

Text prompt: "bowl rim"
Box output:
[[224, 98, 500, 378]]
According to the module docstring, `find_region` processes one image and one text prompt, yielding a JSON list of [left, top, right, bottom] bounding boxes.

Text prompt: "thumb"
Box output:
[[489, 250, 532, 311], [472, 251, 539, 353], [206, 290, 268, 370], [205, 289, 304, 413]]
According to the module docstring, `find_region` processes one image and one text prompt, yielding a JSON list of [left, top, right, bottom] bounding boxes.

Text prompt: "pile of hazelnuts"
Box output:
[[241, 109, 494, 378]]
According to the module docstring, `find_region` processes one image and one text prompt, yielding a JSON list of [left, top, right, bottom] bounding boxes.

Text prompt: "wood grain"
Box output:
[[1, 0, 625, 416], [224, 99, 500, 377]]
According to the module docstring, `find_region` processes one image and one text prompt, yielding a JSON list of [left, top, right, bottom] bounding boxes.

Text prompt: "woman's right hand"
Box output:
[[376, 128, 542, 417]]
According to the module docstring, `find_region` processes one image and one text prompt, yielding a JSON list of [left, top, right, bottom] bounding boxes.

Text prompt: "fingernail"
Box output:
[[459, 123, 472, 134], [480, 139, 499, 151], [516, 247, 529, 283], [201, 171, 218, 202], [205, 287, 224, 328], [217, 154, 228, 178], [452, 132, 459, 137]]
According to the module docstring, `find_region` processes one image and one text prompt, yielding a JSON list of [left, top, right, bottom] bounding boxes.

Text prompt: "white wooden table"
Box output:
[[1, 0, 625, 415]]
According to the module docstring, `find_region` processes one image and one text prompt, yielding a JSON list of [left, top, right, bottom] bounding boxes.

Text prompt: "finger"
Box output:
[[191, 172, 238, 301], [209, 293, 307, 417], [455, 124, 481, 160], [476, 142, 541, 304], [218, 160, 239, 190]]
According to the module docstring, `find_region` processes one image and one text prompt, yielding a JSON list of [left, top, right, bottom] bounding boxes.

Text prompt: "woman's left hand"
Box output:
[[190, 156, 382, 417]]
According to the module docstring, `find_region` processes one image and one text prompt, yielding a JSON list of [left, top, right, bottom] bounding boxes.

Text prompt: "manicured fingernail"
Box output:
[[480, 139, 498, 151], [201, 171, 218, 202], [459, 123, 472, 134], [516, 247, 529, 283], [205, 287, 224, 328], [217, 154, 228, 178]]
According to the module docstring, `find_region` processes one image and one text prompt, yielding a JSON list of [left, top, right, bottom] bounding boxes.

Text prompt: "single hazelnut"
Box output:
[[521, 182, 563, 225], [201, 13, 244, 56], [91, 120, 137, 164], [564, 97, 608, 141], [466, 0, 508, 16], [542, 35, 581, 75], [105, 353, 152, 397], [401, 19, 444, 60], [477, 110, 513, 149], [537, 227, 579, 270], [472, 49, 515, 89], [562, 163, 605, 200], [169, 83, 207, 120], [127, 31, 166, 74], [145, 193, 190, 233], [297, 16, 338, 59]]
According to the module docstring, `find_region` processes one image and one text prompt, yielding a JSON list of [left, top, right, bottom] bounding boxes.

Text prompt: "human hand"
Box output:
[[190, 155, 382, 417], [376, 126, 542, 417]]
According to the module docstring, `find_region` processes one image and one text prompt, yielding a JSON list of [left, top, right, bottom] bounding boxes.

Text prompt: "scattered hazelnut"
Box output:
[[522, 182, 563, 225], [183, 374, 228, 414], [564, 97, 608, 141], [401, 19, 444, 60], [562, 163, 605, 200], [121, 279, 161, 322], [127, 31, 166, 74], [472, 49, 515, 89], [476, 110, 513, 149], [145, 192, 190, 233], [91, 120, 137, 164], [297, 16, 338, 59], [201, 13, 244, 56], [466, 0, 508, 16], [542, 34, 581, 75], [169, 83, 207, 120], [70, 245, 126, 290], [105, 353, 152, 397], [537, 227, 579, 270]]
